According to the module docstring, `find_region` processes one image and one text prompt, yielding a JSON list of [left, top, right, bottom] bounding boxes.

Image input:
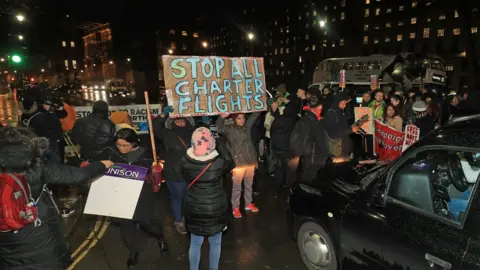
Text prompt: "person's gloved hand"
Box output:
[[161, 106, 174, 117]]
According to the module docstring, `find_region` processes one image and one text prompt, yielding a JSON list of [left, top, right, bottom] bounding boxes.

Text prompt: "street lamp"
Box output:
[[18, 35, 24, 41], [202, 41, 208, 48], [109, 61, 113, 64], [168, 49, 173, 54], [16, 14, 25, 22], [247, 33, 254, 40], [319, 20, 326, 28], [41, 69, 45, 72], [127, 58, 131, 62], [12, 55, 21, 63], [0, 58, 4, 62]]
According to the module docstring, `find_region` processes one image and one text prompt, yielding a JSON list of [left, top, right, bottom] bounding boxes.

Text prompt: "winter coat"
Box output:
[[0, 138, 106, 270], [216, 112, 260, 166], [71, 113, 116, 161], [181, 149, 234, 236], [152, 116, 194, 181], [270, 103, 298, 158], [324, 106, 353, 155], [107, 147, 157, 221], [369, 100, 386, 120], [415, 115, 435, 138]]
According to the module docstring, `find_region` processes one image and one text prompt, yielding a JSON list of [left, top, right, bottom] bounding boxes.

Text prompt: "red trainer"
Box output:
[[233, 208, 242, 219], [245, 203, 259, 213]]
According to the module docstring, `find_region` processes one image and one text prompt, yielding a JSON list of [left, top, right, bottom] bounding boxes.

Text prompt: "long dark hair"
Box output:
[[115, 128, 140, 148]]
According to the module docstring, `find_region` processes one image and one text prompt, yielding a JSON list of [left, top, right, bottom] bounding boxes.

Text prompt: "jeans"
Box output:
[[166, 180, 187, 222], [231, 165, 255, 209], [189, 232, 222, 270]]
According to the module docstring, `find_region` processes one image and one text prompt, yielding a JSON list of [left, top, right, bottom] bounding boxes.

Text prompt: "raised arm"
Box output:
[[42, 162, 107, 185]]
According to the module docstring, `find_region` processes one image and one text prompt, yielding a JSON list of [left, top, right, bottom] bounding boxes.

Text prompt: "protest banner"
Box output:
[[354, 107, 374, 134], [402, 124, 420, 151], [370, 75, 378, 91], [74, 104, 162, 134], [339, 70, 346, 89], [162, 55, 268, 118], [84, 164, 148, 219], [374, 120, 405, 162]]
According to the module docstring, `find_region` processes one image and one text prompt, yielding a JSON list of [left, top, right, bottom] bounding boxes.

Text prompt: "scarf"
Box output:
[[303, 105, 323, 120]]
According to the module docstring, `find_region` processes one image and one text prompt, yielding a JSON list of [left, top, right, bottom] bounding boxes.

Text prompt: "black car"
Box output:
[[288, 115, 480, 270]]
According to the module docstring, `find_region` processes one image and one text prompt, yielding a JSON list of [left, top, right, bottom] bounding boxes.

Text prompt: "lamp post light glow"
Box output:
[[127, 58, 131, 62], [41, 69, 45, 72], [18, 35, 24, 41], [109, 61, 113, 64], [168, 49, 173, 54], [16, 14, 25, 22], [12, 55, 21, 63], [0, 58, 4, 62], [202, 41, 208, 48], [319, 20, 326, 28], [247, 33, 254, 40]]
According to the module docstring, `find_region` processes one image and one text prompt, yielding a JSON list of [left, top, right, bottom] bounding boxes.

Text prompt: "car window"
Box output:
[[388, 149, 480, 225]]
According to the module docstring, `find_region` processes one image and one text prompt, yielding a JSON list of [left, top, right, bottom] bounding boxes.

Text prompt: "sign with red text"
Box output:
[[354, 107, 374, 135], [162, 55, 268, 118], [370, 75, 378, 91], [374, 120, 405, 162], [402, 124, 420, 151], [339, 70, 346, 89]]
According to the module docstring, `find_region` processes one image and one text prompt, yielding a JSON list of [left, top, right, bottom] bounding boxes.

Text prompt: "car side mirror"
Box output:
[[370, 180, 387, 207]]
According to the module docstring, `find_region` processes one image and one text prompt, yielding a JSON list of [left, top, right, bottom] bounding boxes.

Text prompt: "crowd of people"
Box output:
[[0, 84, 478, 270]]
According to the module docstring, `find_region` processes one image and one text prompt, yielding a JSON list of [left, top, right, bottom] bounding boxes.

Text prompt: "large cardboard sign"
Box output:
[[74, 104, 161, 134], [354, 107, 374, 135], [162, 55, 268, 118], [374, 120, 405, 162], [84, 164, 148, 219], [402, 124, 420, 151]]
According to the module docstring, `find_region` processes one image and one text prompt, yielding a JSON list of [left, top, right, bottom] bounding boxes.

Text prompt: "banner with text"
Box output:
[[374, 120, 405, 162], [84, 163, 148, 219], [402, 124, 420, 151], [74, 104, 162, 134], [162, 55, 268, 118]]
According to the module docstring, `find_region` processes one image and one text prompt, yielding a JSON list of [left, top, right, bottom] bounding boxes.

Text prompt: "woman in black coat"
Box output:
[[181, 127, 234, 270], [0, 127, 111, 270], [108, 128, 168, 268]]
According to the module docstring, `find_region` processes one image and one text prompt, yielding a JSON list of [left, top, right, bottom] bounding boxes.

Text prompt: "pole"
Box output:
[[144, 90, 158, 164]]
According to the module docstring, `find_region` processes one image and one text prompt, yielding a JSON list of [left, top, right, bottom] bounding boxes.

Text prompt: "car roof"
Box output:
[[418, 117, 480, 149]]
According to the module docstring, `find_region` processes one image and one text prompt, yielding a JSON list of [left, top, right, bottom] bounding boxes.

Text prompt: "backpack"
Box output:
[[0, 173, 42, 232]]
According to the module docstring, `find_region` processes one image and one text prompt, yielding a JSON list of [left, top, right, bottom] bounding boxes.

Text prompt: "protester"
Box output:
[[384, 104, 403, 131], [324, 92, 360, 157], [441, 92, 461, 125], [20, 95, 67, 164], [360, 91, 372, 107], [423, 92, 441, 124], [294, 87, 308, 116], [270, 102, 298, 196], [412, 100, 435, 138], [152, 106, 194, 234], [369, 90, 386, 120], [217, 112, 260, 219], [290, 88, 330, 183], [0, 127, 112, 270], [390, 94, 404, 119], [181, 127, 234, 270], [321, 86, 334, 116], [71, 100, 116, 162]]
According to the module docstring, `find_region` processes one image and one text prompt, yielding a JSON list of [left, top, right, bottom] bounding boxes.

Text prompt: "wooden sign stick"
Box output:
[[144, 91, 158, 164]]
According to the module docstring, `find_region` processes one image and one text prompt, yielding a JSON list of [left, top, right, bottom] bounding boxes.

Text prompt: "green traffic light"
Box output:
[[12, 55, 21, 63]]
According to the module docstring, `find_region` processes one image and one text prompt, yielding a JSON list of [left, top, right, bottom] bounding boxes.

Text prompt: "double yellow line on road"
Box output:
[[67, 216, 111, 270]]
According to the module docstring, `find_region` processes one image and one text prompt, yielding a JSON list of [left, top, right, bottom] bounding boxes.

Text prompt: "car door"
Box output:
[[376, 147, 474, 270]]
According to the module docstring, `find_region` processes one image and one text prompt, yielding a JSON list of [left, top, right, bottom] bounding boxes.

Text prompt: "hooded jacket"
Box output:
[[71, 101, 116, 160], [152, 116, 195, 181], [0, 128, 106, 270], [324, 93, 353, 156], [270, 103, 298, 157]]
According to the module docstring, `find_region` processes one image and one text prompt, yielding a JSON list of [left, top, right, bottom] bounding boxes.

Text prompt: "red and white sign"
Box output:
[[402, 124, 420, 151], [374, 120, 405, 162], [339, 70, 346, 89], [370, 75, 378, 91]]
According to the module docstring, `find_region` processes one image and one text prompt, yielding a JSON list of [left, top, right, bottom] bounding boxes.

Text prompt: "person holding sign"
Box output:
[[217, 112, 260, 219], [181, 127, 234, 270], [384, 104, 403, 131], [109, 128, 168, 268]]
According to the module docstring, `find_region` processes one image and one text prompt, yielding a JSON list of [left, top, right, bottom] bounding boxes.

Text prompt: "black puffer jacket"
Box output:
[[270, 103, 298, 158], [71, 102, 115, 161], [0, 137, 106, 270], [153, 116, 194, 181], [181, 149, 234, 236], [216, 112, 260, 166]]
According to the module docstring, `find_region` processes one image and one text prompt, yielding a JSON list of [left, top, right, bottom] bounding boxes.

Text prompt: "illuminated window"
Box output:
[[374, 25, 380, 30], [397, 34, 403, 41], [72, 60, 77, 69], [364, 36, 369, 44], [426, 17, 431, 22], [193, 32, 199, 38], [313, 10, 317, 16], [286, 48, 290, 54], [306, 12, 309, 17], [62, 41, 66, 47], [438, 29, 445, 37], [399, 5, 404, 11], [423, 28, 430, 38], [332, 41, 336, 48], [386, 22, 391, 28], [169, 29, 175, 35], [385, 36, 391, 42], [412, 1, 417, 8], [374, 38, 379, 44], [340, 39, 344, 46], [454, 28, 461, 35], [365, 0, 370, 3], [439, 15, 446, 20], [305, 34, 309, 40], [446, 65, 454, 71], [332, 17, 336, 22], [182, 44, 187, 50], [375, 8, 380, 16], [170, 42, 176, 49], [472, 27, 478, 34], [411, 17, 417, 24], [181, 31, 187, 36], [364, 24, 369, 31], [398, 21, 404, 26], [365, 9, 370, 17], [280, 48, 284, 54], [70, 41, 75, 47], [312, 44, 316, 51], [387, 8, 392, 13], [299, 56, 302, 63], [341, 0, 346, 7], [64, 60, 68, 68], [341, 12, 345, 20], [275, 48, 278, 55], [454, 10, 459, 18], [409, 32, 416, 39]]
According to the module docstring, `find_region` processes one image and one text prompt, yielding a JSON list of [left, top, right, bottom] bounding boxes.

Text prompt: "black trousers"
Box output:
[[272, 155, 297, 192], [119, 219, 165, 253]]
